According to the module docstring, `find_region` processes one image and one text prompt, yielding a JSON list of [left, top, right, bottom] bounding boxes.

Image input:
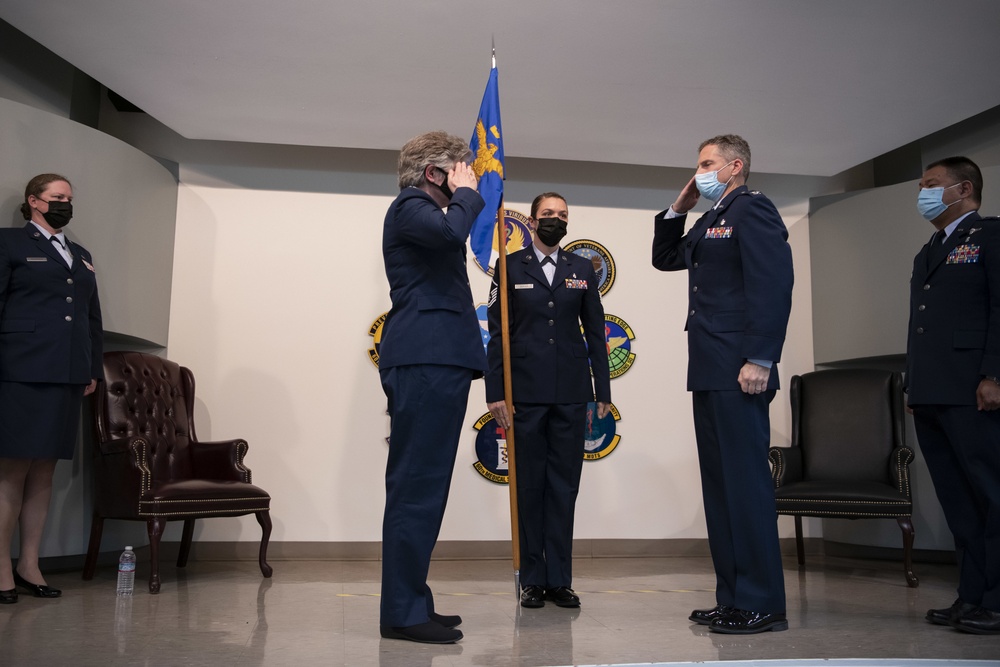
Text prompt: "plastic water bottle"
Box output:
[[116, 546, 136, 596]]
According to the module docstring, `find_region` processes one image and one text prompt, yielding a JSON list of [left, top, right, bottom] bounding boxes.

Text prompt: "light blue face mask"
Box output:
[[917, 182, 962, 221], [694, 161, 735, 202]]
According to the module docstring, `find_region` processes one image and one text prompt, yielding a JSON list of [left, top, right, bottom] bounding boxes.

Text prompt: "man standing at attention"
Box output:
[[907, 156, 1000, 635], [652, 134, 793, 634], [378, 131, 484, 644]]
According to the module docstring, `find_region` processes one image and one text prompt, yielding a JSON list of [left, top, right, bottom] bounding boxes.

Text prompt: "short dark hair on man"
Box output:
[[530, 192, 567, 219], [699, 134, 751, 180], [926, 156, 983, 204]]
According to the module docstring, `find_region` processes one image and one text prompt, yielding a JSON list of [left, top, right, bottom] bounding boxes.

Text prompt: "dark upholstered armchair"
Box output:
[[769, 369, 917, 587], [82, 351, 272, 593]]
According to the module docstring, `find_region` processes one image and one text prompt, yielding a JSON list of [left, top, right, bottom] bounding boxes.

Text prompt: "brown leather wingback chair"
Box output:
[[82, 351, 273, 593], [769, 368, 918, 587]]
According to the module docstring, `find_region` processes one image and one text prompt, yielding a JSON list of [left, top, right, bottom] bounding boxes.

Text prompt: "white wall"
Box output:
[[166, 173, 819, 545], [0, 97, 178, 558]]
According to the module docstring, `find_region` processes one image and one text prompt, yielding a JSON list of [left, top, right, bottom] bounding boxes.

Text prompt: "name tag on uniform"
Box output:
[[705, 226, 733, 239], [565, 278, 587, 289], [947, 244, 980, 264], [26, 257, 48, 262], [514, 283, 533, 289]]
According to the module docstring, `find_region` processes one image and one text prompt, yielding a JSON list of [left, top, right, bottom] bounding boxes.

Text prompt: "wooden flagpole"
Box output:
[[496, 196, 520, 595]]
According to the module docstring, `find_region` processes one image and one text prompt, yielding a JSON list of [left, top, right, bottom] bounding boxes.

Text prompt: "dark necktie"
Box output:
[[927, 229, 948, 267], [50, 236, 71, 267], [541, 256, 555, 266]]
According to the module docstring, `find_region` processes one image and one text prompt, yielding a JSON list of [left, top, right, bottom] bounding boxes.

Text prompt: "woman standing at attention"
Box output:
[[0, 174, 103, 604]]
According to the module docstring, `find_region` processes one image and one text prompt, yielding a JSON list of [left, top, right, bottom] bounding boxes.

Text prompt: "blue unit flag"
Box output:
[[469, 66, 505, 273]]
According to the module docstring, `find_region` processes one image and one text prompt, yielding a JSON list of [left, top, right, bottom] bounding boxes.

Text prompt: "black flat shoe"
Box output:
[[546, 586, 580, 608], [520, 585, 545, 608], [379, 621, 462, 644], [950, 606, 1000, 635], [710, 608, 788, 634], [926, 598, 974, 626], [690, 604, 733, 625], [13, 571, 61, 598], [0, 588, 17, 604], [429, 611, 462, 629]]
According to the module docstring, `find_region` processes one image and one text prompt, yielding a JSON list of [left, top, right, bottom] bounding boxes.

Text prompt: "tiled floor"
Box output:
[[1, 554, 998, 666]]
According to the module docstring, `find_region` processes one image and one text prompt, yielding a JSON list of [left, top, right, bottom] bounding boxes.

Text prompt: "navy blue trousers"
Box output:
[[513, 402, 586, 589], [912, 405, 1000, 611], [379, 364, 473, 627], [692, 390, 785, 614]]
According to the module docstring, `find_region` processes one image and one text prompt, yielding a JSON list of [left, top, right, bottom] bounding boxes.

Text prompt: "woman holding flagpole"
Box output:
[[486, 192, 610, 609]]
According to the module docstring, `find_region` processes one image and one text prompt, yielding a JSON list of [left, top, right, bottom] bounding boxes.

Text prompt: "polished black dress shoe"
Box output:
[[546, 587, 580, 608], [520, 585, 545, 608], [950, 606, 1000, 635], [710, 608, 788, 634], [429, 611, 462, 629], [13, 571, 61, 598], [689, 604, 733, 626], [926, 598, 974, 626], [379, 621, 463, 644], [0, 588, 17, 604]]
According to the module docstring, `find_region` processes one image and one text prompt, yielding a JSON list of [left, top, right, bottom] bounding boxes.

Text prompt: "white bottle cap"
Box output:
[[125, 546, 133, 551]]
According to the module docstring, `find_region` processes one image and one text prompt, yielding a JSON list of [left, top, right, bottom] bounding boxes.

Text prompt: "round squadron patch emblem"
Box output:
[[584, 401, 621, 461], [367, 312, 388, 368], [563, 239, 616, 296], [474, 208, 534, 276], [605, 314, 636, 379], [472, 412, 509, 484]]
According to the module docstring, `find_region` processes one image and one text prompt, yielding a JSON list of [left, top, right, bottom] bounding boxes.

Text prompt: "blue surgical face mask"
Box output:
[[694, 161, 735, 202], [917, 183, 962, 221]]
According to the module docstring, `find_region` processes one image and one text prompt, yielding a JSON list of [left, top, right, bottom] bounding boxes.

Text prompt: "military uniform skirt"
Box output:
[[0, 381, 84, 460]]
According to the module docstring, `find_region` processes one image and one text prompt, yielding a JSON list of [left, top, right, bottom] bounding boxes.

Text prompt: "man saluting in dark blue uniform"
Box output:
[[652, 134, 793, 634]]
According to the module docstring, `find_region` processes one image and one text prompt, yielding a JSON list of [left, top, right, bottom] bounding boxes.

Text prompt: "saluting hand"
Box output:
[[449, 162, 479, 192], [670, 176, 700, 216]]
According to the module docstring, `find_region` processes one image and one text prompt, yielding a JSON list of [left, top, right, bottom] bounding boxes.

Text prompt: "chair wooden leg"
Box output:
[[147, 517, 167, 594], [82, 515, 104, 580], [177, 519, 196, 568], [255, 510, 273, 578], [897, 516, 919, 587], [794, 515, 805, 566]]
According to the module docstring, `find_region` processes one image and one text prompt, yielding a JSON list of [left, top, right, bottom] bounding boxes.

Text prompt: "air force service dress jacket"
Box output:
[[906, 212, 1000, 405], [485, 247, 610, 406], [651, 185, 793, 390], [0, 223, 103, 385], [379, 186, 487, 375]]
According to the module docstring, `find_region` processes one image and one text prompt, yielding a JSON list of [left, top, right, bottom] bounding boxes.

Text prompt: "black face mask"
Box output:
[[42, 200, 73, 229], [434, 168, 453, 200], [535, 217, 567, 246]]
